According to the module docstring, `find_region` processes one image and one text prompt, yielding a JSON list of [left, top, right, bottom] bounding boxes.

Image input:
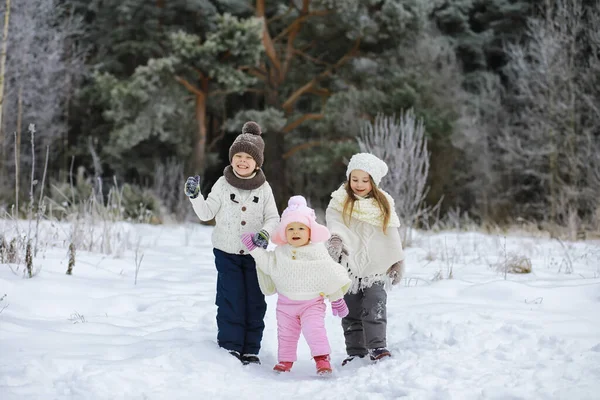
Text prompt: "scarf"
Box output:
[[329, 185, 401, 228], [223, 165, 266, 190]]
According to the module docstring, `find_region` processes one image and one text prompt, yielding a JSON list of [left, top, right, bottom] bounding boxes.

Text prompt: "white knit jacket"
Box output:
[[189, 176, 279, 254], [326, 204, 405, 293], [250, 242, 351, 301]]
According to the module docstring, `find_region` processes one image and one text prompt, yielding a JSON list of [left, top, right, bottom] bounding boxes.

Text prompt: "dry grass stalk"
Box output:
[[66, 241, 75, 275], [25, 239, 32, 278]]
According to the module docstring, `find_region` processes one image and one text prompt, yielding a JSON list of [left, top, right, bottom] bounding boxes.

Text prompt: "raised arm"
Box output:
[[188, 177, 223, 221]]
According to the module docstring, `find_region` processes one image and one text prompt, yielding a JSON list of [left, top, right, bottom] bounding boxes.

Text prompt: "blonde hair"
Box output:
[[342, 176, 391, 233]]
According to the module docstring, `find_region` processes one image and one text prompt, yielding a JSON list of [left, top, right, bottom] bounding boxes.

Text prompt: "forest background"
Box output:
[[1, 0, 599, 237]]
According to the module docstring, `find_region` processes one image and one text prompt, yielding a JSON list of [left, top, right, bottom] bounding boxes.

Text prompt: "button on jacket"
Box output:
[[190, 176, 279, 254]]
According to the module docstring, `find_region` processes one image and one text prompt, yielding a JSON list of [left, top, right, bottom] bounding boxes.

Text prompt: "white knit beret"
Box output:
[[346, 153, 389, 186]]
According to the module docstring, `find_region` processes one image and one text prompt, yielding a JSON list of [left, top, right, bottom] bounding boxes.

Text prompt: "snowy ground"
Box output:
[[1, 220, 599, 400]]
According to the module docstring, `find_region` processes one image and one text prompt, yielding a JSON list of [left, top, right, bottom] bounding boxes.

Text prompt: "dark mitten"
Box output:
[[387, 260, 405, 285], [184, 175, 201, 199], [252, 230, 270, 249]]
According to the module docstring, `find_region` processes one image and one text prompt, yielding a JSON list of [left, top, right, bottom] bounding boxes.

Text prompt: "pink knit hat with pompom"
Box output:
[[271, 195, 331, 245]]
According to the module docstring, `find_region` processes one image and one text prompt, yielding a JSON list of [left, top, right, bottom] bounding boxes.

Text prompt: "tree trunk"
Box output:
[[174, 75, 210, 174], [426, 141, 459, 214], [0, 0, 11, 172], [193, 91, 207, 174], [15, 85, 21, 209], [156, 0, 164, 29], [264, 129, 287, 209], [254, 0, 358, 209], [255, 0, 287, 208], [264, 84, 288, 208], [63, 75, 71, 172]]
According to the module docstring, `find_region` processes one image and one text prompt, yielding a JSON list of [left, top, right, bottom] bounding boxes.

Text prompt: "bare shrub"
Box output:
[[431, 270, 444, 281], [153, 158, 189, 222], [425, 206, 480, 233], [0, 235, 7, 262], [0, 294, 8, 314], [495, 254, 533, 274], [43, 170, 152, 258], [358, 110, 431, 245], [442, 238, 454, 279], [555, 238, 574, 274], [68, 312, 86, 324], [7, 237, 17, 263], [424, 251, 436, 262]]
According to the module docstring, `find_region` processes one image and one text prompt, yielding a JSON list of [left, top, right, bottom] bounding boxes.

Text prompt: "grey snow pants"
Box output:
[[341, 281, 387, 356]]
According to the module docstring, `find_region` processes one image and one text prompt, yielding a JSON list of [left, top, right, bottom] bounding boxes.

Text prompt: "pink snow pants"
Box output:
[[276, 294, 331, 362]]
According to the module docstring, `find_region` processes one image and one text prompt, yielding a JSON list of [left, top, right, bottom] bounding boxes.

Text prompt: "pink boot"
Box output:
[[273, 361, 293, 373], [314, 355, 332, 375]]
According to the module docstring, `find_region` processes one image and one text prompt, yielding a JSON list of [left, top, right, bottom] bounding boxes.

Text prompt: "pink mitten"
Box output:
[[331, 298, 349, 318], [241, 233, 257, 251]]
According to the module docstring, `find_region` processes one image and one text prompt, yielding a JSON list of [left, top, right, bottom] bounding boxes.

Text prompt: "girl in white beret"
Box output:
[[325, 153, 405, 366]]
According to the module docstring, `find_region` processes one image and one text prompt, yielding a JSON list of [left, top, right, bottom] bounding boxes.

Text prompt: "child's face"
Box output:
[[231, 152, 257, 177], [350, 169, 373, 197], [285, 222, 310, 247]]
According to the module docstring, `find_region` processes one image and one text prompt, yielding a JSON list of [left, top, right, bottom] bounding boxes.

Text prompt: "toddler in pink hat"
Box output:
[[241, 195, 351, 375]]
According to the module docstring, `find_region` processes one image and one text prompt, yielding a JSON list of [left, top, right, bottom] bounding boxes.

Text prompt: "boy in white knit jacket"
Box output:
[[184, 121, 279, 366], [325, 153, 405, 366], [241, 195, 351, 375]]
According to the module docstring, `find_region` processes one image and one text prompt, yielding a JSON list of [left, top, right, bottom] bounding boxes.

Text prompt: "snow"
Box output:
[[1, 221, 599, 399]]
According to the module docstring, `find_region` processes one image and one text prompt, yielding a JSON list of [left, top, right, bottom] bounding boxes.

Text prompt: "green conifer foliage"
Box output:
[[95, 14, 264, 177]]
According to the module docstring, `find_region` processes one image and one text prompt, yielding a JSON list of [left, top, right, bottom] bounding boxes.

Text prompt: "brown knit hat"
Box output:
[[228, 121, 265, 167]]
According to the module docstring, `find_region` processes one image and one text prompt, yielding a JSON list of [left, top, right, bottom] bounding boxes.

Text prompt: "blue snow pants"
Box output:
[[213, 248, 267, 355]]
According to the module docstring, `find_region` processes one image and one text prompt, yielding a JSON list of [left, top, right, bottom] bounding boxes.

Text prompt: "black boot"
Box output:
[[228, 350, 244, 363], [341, 354, 366, 366], [368, 348, 391, 361], [241, 354, 261, 365]]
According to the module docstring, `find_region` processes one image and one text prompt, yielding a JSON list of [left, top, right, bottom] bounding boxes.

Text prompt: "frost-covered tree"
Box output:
[[452, 0, 600, 226], [0, 0, 11, 156], [358, 111, 430, 245], [498, 0, 600, 225], [0, 0, 84, 201], [451, 72, 508, 221]]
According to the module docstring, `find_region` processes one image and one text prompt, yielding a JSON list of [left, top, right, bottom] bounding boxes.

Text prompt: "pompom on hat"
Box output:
[[272, 196, 331, 245], [229, 121, 265, 167], [346, 153, 389, 186]]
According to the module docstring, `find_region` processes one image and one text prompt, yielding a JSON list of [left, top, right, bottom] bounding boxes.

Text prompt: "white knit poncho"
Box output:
[[326, 185, 405, 293], [250, 242, 351, 301]]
